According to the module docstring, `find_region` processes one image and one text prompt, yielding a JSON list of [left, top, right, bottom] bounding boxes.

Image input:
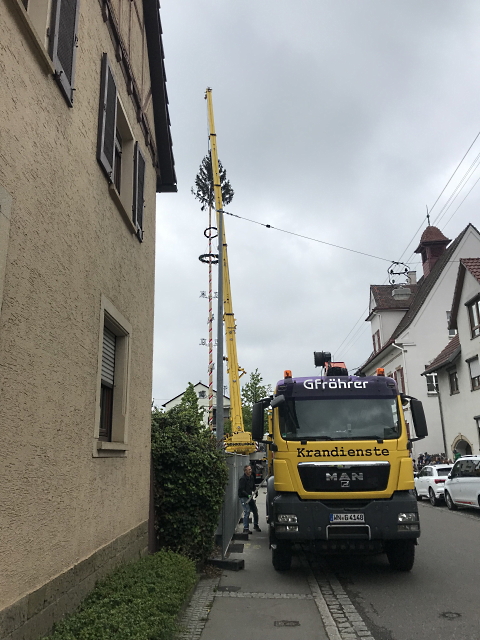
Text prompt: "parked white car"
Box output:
[[414, 464, 452, 506], [444, 456, 480, 511]]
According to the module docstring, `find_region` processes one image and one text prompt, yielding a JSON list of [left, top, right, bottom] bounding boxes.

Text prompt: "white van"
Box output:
[[444, 456, 480, 510]]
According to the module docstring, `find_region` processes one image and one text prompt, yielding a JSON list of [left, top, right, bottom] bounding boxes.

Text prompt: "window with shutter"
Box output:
[[133, 142, 146, 241], [97, 54, 118, 181], [49, 0, 80, 106], [95, 300, 132, 455], [99, 326, 116, 441]]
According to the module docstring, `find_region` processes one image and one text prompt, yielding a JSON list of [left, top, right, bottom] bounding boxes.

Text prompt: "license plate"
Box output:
[[329, 513, 365, 523]]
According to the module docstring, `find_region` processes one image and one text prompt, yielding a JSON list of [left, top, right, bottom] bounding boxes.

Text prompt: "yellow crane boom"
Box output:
[[205, 88, 256, 455]]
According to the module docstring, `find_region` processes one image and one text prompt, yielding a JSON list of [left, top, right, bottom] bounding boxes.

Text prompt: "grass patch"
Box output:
[[44, 550, 197, 640]]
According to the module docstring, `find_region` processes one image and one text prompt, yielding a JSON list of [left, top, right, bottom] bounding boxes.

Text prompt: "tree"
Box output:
[[191, 153, 234, 211], [151, 384, 228, 562], [241, 369, 272, 433], [152, 382, 205, 436]]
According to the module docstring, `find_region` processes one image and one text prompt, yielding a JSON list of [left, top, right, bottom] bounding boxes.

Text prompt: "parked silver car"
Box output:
[[444, 456, 480, 511], [414, 464, 452, 506]]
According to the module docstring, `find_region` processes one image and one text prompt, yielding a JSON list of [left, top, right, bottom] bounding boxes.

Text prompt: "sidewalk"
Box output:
[[178, 487, 344, 640]]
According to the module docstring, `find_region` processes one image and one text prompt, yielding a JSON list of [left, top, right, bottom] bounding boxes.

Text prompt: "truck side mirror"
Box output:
[[252, 401, 267, 442], [410, 398, 428, 439], [270, 394, 285, 409]]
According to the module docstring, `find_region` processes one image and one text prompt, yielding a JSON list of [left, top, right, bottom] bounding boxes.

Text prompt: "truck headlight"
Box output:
[[397, 513, 417, 523], [277, 514, 298, 524]]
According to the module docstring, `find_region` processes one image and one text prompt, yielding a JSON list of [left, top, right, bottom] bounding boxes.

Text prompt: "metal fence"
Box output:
[[215, 453, 249, 557]]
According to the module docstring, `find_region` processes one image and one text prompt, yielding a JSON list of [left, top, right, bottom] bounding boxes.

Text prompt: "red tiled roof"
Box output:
[[423, 335, 460, 374], [461, 258, 480, 283], [448, 257, 480, 330], [370, 284, 418, 312], [414, 226, 451, 253], [419, 226, 450, 244]]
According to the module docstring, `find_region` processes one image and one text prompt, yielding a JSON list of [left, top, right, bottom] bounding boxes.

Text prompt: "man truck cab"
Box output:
[[252, 352, 428, 572]]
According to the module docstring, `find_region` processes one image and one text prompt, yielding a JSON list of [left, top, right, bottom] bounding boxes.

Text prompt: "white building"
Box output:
[[422, 259, 480, 456], [162, 382, 230, 429], [358, 223, 480, 457]]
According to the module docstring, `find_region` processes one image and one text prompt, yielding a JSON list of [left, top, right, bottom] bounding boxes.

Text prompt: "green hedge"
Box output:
[[151, 384, 228, 563], [44, 550, 196, 640]]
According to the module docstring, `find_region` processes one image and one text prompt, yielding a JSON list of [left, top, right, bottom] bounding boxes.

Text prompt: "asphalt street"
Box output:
[[325, 499, 480, 640], [180, 494, 480, 640]]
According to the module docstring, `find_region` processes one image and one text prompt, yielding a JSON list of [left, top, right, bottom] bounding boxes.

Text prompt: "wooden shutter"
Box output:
[[97, 54, 117, 181], [133, 142, 146, 241], [49, 0, 80, 106]]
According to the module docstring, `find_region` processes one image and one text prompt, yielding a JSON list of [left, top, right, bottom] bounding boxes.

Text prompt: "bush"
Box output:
[[44, 550, 197, 640], [151, 384, 228, 563]]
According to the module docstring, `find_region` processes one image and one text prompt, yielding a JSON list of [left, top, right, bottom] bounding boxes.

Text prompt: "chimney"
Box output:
[[392, 286, 411, 301], [414, 226, 451, 278], [407, 271, 416, 285]]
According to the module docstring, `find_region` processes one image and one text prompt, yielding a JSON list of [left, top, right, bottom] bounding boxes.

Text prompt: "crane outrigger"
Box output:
[[205, 88, 256, 456]]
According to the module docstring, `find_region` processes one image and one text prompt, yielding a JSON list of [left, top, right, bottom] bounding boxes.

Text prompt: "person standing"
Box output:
[[238, 465, 261, 533]]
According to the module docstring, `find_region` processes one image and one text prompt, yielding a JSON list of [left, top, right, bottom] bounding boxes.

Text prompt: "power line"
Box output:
[[333, 130, 480, 361], [430, 129, 480, 220], [223, 210, 393, 263], [432, 151, 480, 227], [442, 172, 480, 231]]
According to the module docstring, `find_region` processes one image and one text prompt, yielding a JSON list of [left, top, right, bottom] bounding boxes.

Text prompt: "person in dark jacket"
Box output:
[[238, 465, 261, 533]]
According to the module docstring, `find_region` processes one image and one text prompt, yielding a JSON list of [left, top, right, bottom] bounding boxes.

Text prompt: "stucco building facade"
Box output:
[[358, 224, 480, 458], [422, 259, 480, 457], [0, 1, 175, 638]]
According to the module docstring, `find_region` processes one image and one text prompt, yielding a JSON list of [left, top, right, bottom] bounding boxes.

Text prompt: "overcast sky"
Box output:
[[152, 1, 480, 406]]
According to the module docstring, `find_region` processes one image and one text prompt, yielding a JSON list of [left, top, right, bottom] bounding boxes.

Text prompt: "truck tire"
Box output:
[[385, 540, 415, 571], [272, 541, 292, 571]]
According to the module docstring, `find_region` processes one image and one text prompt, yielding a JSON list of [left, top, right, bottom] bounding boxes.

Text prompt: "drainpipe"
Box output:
[[436, 381, 449, 456], [391, 342, 409, 394], [391, 342, 413, 453]]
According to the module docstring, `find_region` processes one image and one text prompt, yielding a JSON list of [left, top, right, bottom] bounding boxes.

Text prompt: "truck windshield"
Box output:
[[279, 397, 400, 441]]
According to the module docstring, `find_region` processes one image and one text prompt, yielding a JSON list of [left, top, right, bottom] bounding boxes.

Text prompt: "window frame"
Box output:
[[425, 372, 438, 395], [93, 296, 132, 457], [448, 368, 459, 395], [97, 53, 146, 240], [467, 357, 480, 391], [467, 297, 480, 339]]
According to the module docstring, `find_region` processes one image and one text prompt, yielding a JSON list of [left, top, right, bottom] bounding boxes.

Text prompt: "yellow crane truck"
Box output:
[[251, 352, 428, 572]]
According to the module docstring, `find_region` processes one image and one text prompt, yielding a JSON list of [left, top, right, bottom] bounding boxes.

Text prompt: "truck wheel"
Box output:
[[272, 541, 292, 571], [385, 540, 415, 571], [429, 488, 440, 507]]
